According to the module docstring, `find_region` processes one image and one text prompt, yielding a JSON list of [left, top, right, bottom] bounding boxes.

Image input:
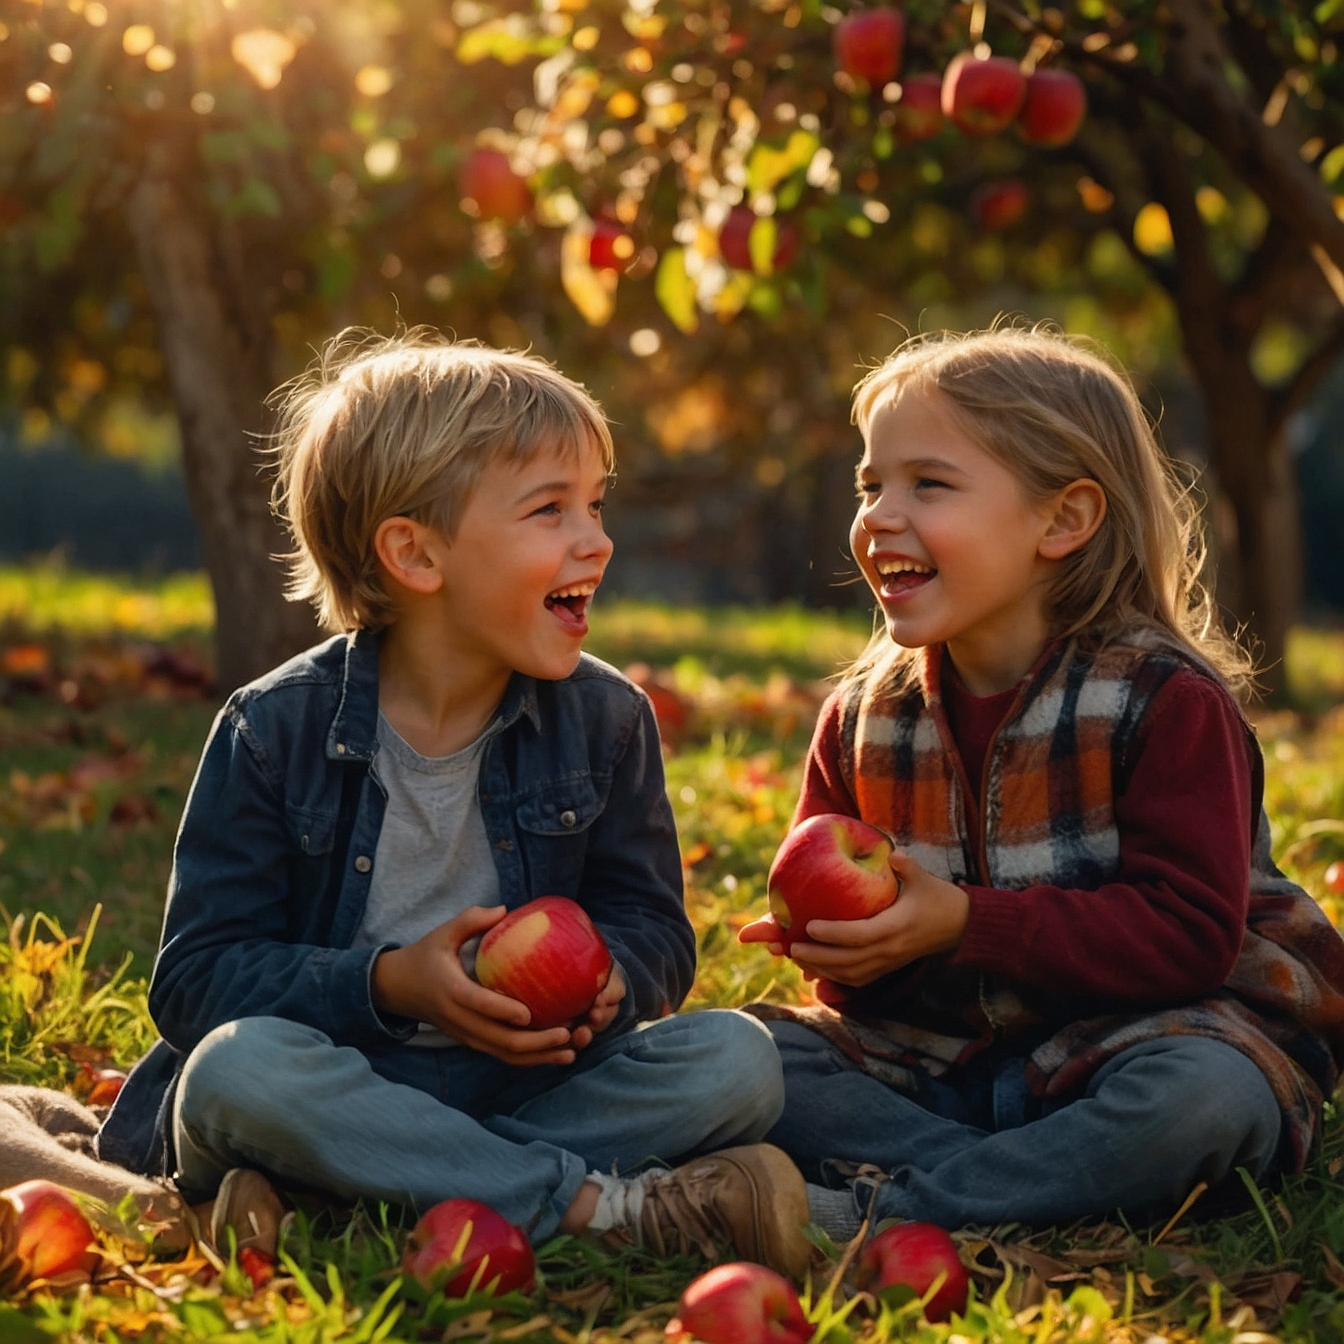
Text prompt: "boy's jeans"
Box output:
[[174, 1009, 782, 1241], [766, 1021, 1283, 1228]]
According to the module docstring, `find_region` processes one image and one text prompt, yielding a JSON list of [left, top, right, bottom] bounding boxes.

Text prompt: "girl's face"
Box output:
[[851, 385, 1061, 694]]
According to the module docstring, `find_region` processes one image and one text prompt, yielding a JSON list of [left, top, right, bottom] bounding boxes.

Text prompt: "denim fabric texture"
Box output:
[[767, 1020, 1282, 1229], [98, 629, 693, 1178]]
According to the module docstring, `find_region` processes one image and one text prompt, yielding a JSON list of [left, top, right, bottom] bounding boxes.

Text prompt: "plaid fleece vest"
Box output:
[[763, 638, 1344, 1170]]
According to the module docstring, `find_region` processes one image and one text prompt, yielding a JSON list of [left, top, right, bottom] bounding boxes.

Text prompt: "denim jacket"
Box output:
[[97, 630, 691, 1176]]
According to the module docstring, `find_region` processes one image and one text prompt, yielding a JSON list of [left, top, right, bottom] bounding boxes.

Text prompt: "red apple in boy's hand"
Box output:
[[859, 1222, 969, 1321], [941, 52, 1027, 135], [891, 72, 945, 142], [767, 813, 899, 951], [833, 8, 904, 88], [665, 1262, 811, 1344], [1, 1180, 97, 1283], [1016, 68, 1086, 147], [475, 896, 613, 1029], [402, 1198, 535, 1297]]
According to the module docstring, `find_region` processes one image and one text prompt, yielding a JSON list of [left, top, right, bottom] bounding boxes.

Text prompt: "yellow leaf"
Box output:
[[1133, 202, 1173, 256], [746, 129, 819, 196], [561, 225, 617, 326], [655, 248, 699, 333]]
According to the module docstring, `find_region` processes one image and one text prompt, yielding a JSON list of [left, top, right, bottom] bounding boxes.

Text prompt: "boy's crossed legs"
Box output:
[[767, 1021, 1282, 1236], [173, 1009, 810, 1274]]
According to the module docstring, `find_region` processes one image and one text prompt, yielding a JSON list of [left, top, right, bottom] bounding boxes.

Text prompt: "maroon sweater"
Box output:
[[795, 659, 1258, 1004]]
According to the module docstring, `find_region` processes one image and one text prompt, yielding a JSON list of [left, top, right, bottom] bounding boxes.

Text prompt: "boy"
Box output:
[[98, 331, 809, 1276]]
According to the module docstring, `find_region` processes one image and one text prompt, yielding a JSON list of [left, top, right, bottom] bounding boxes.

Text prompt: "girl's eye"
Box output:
[[857, 481, 881, 497], [914, 477, 948, 491]]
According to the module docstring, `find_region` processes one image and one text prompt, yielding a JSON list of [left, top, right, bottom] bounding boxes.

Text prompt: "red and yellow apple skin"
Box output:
[[665, 1262, 811, 1344], [402, 1198, 535, 1297], [1, 1180, 97, 1282], [475, 896, 613, 1029], [858, 1222, 969, 1322], [766, 813, 899, 952], [1016, 69, 1086, 147], [941, 52, 1027, 136]]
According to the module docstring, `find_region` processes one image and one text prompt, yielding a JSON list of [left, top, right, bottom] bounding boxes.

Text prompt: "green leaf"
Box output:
[[1316, 0, 1344, 24], [1321, 143, 1344, 185], [227, 179, 282, 218], [747, 129, 820, 196], [656, 247, 699, 333], [456, 16, 563, 66], [749, 216, 778, 275], [0, 1308, 49, 1344]]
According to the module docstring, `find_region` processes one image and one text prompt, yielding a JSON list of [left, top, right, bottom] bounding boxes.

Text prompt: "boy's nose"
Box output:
[[578, 517, 615, 562]]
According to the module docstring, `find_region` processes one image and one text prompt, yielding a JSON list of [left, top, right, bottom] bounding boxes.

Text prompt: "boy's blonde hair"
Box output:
[[845, 324, 1255, 696], [270, 328, 615, 632]]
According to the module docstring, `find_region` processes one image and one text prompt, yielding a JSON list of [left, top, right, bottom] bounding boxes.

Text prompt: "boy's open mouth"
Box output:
[[545, 582, 597, 632], [874, 557, 936, 599]]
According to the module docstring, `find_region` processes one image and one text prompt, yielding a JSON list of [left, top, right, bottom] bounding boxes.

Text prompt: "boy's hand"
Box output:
[[738, 852, 970, 987], [372, 906, 580, 1067], [568, 966, 627, 1050]]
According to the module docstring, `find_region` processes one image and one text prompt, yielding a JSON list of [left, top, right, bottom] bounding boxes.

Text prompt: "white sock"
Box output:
[[584, 1170, 654, 1233]]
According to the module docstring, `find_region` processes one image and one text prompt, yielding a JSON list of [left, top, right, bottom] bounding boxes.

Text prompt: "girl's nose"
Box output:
[[861, 503, 906, 536]]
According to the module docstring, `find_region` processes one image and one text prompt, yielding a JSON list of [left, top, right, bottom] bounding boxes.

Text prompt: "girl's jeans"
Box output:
[[173, 1009, 783, 1241], [766, 1020, 1283, 1228]]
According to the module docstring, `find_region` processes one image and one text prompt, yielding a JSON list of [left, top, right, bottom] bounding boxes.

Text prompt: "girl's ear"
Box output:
[[1038, 479, 1107, 560], [374, 516, 445, 595]]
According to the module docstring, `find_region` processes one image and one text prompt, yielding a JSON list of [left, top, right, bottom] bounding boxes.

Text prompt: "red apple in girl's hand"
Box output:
[[1016, 68, 1086, 147], [475, 896, 612, 1029], [767, 813, 898, 951], [1323, 861, 1344, 895], [892, 72, 945, 142], [859, 1222, 969, 1321], [833, 8, 905, 88], [941, 52, 1027, 135], [665, 1262, 811, 1344], [2, 1180, 97, 1282], [402, 1198, 535, 1297]]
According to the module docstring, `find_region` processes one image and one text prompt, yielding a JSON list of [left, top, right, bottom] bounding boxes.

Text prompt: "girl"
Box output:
[[741, 326, 1344, 1236]]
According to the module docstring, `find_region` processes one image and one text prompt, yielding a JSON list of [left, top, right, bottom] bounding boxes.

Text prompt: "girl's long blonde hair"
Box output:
[[842, 324, 1255, 698]]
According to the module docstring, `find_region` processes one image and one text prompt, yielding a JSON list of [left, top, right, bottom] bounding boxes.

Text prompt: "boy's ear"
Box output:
[[374, 516, 444, 595], [1038, 478, 1107, 560]]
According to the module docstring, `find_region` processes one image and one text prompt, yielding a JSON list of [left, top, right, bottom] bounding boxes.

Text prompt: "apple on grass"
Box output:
[[941, 52, 1027, 135], [665, 1263, 811, 1344], [475, 896, 612, 1029], [858, 1222, 969, 1322], [402, 1199, 535, 1297], [1, 1180, 97, 1284], [767, 813, 899, 952], [833, 8, 904, 89]]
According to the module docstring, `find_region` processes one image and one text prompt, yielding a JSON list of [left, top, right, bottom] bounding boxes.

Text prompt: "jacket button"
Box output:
[[559, 809, 577, 828], [336, 743, 346, 755], [354, 855, 372, 873]]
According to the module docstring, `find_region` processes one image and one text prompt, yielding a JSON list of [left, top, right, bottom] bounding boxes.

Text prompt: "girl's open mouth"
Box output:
[[875, 560, 936, 601], [545, 584, 596, 634]]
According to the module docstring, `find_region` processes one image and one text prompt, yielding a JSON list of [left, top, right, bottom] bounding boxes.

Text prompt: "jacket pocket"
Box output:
[[284, 803, 338, 856], [514, 777, 599, 894], [514, 777, 600, 836]]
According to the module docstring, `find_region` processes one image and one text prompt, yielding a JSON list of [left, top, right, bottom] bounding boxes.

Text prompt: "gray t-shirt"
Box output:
[[354, 712, 503, 1046]]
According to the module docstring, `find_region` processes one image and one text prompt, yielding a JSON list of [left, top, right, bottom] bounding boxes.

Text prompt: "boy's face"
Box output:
[[426, 438, 613, 682]]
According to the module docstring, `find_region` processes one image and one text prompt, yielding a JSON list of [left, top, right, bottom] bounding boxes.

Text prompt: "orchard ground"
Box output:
[[2, 566, 1344, 1342]]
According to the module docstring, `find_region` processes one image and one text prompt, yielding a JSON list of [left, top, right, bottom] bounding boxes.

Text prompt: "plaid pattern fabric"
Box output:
[[758, 637, 1344, 1170]]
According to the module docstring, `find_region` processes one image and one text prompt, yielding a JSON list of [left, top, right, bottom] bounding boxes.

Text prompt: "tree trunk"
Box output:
[[125, 149, 317, 694]]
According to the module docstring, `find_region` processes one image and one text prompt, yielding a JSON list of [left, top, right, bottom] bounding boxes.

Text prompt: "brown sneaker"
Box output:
[[200, 1168, 284, 1259], [636, 1143, 811, 1279]]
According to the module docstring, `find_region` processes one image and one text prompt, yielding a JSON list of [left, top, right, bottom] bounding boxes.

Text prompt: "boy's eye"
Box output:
[[530, 501, 562, 517]]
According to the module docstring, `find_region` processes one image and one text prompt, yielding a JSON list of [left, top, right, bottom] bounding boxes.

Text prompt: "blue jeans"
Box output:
[[766, 1021, 1282, 1228], [173, 1009, 783, 1242]]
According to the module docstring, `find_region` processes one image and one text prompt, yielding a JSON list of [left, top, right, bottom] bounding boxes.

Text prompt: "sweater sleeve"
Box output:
[[791, 690, 860, 825], [950, 669, 1255, 1002]]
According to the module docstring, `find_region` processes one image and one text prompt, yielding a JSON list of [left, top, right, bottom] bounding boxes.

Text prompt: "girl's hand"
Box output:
[[787, 851, 970, 987], [737, 914, 786, 955]]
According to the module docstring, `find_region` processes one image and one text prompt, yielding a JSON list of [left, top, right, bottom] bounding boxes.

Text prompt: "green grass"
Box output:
[[2, 569, 1344, 1340]]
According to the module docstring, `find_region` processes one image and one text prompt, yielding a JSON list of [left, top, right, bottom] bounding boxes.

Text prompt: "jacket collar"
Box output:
[[325, 627, 542, 762]]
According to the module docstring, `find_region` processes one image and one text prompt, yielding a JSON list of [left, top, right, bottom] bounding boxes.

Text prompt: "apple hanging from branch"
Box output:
[[941, 52, 1027, 135], [1017, 69, 1087, 147], [891, 72, 945, 142], [833, 8, 905, 89], [459, 147, 533, 226]]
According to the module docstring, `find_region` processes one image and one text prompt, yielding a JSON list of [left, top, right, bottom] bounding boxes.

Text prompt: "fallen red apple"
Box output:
[[79, 1063, 128, 1106], [1016, 68, 1086, 147], [475, 896, 612, 1029], [941, 52, 1026, 135], [1324, 861, 1344, 896], [238, 1246, 276, 1290], [859, 1222, 969, 1322], [589, 217, 636, 271], [459, 147, 533, 225], [1, 1180, 96, 1283], [402, 1198, 535, 1297], [718, 207, 799, 274], [971, 178, 1030, 231], [767, 813, 898, 952], [665, 1262, 811, 1344], [891, 72, 944, 142], [833, 8, 904, 88]]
